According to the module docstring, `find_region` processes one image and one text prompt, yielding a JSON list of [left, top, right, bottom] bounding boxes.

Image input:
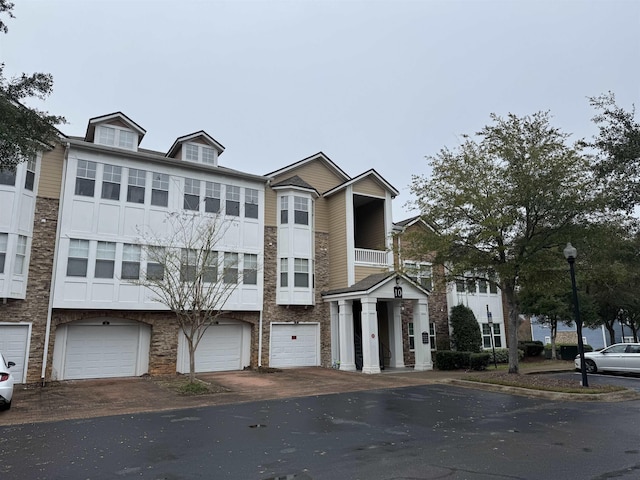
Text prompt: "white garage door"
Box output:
[[64, 325, 143, 380], [180, 324, 243, 373], [0, 324, 29, 383], [270, 323, 319, 368]]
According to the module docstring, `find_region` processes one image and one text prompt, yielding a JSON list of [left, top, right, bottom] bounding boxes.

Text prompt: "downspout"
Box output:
[[258, 309, 263, 367], [40, 141, 69, 386]]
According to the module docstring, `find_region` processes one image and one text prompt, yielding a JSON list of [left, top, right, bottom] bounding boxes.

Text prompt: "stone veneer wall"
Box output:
[[0, 197, 59, 383], [400, 263, 450, 366], [261, 227, 331, 367], [49, 309, 261, 378]]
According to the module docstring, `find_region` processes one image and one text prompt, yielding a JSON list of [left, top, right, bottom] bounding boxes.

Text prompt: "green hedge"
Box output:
[[435, 350, 471, 370], [469, 353, 491, 370], [518, 341, 545, 357]]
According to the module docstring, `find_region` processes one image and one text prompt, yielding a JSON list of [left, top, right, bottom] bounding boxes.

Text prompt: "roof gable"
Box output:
[[84, 112, 146, 144], [166, 131, 225, 158], [266, 152, 350, 183], [323, 169, 399, 198]]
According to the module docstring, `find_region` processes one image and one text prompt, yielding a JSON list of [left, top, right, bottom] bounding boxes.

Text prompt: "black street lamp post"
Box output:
[[563, 242, 589, 387]]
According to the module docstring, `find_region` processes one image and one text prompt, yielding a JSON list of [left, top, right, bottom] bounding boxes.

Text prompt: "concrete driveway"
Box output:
[[0, 361, 599, 426]]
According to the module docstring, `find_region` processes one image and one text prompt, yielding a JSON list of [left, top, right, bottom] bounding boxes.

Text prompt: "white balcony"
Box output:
[[354, 248, 390, 266]]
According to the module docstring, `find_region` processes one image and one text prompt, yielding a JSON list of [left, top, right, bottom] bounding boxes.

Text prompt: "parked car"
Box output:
[[0, 353, 15, 410], [575, 343, 640, 374]]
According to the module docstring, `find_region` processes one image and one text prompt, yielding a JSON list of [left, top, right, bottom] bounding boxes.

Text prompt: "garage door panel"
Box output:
[[64, 325, 142, 380], [0, 325, 29, 383], [270, 324, 319, 367], [186, 325, 243, 373]]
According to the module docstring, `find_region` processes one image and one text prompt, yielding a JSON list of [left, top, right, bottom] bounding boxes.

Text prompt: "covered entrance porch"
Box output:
[[323, 272, 432, 374]]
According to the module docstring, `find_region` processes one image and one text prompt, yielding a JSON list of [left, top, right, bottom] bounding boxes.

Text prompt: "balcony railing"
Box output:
[[355, 248, 389, 266]]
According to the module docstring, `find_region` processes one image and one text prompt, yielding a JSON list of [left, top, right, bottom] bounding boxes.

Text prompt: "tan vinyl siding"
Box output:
[[353, 177, 385, 197], [268, 161, 345, 232], [355, 265, 388, 283], [38, 144, 65, 199], [264, 186, 277, 226], [327, 191, 348, 289], [170, 145, 182, 160], [105, 119, 131, 129]]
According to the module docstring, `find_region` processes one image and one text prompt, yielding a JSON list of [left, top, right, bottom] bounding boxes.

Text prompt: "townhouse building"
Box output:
[[1, 112, 505, 385]]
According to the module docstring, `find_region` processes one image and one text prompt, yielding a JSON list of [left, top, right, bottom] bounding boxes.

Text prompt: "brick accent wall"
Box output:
[[0, 197, 59, 383], [400, 263, 451, 366], [262, 227, 331, 367], [49, 309, 261, 378]]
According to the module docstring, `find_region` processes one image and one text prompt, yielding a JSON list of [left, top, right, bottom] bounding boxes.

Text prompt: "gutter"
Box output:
[[40, 141, 69, 385]]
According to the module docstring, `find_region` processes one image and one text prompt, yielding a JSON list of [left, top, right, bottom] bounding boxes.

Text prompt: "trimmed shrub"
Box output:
[[435, 350, 471, 370], [518, 341, 545, 357], [450, 304, 482, 353], [469, 352, 491, 370], [490, 348, 510, 363]]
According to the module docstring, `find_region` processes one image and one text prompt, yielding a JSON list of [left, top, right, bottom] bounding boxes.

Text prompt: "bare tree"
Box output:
[[132, 211, 249, 383]]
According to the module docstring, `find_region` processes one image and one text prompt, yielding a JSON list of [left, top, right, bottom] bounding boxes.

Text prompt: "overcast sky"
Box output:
[[3, 0, 639, 220]]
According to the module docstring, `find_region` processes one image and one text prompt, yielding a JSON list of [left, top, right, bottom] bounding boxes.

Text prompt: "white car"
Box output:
[[0, 353, 15, 410], [575, 343, 640, 374]]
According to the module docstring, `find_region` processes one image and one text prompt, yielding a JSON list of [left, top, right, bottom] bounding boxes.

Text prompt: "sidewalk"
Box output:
[[0, 362, 574, 426]]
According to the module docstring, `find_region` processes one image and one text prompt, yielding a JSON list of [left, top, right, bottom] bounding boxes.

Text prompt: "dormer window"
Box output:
[[96, 126, 137, 151], [184, 143, 217, 165]]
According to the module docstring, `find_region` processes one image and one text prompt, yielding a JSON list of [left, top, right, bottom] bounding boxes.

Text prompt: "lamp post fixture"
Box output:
[[486, 304, 497, 369], [563, 242, 589, 387]]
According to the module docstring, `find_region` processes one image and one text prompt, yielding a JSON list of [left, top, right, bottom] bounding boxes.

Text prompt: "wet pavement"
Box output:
[[0, 361, 599, 426]]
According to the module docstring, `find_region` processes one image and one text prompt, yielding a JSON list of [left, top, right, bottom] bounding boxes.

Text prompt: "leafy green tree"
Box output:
[[579, 222, 640, 344], [408, 112, 601, 373], [449, 304, 482, 353], [587, 92, 640, 211], [1, 1, 65, 170]]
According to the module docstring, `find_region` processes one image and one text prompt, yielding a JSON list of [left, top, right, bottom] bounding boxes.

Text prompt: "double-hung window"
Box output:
[[119, 130, 136, 149], [202, 147, 216, 165], [478, 279, 488, 293], [95, 241, 116, 278], [180, 249, 197, 282], [224, 252, 238, 284], [280, 258, 288, 287], [294, 258, 309, 287], [184, 144, 199, 162], [243, 254, 257, 285], [0, 233, 7, 273], [127, 168, 146, 204], [203, 251, 218, 283], [183, 178, 200, 211], [98, 126, 116, 146], [205, 182, 221, 213], [404, 261, 432, 290], [226, 185, 240, 216], [0, 167, 16, 186], [151, 172, 169, 207], [101, 164, 122, 200], [25, 156, 36, 191], [121, 244, 141, 280], [13, 235, 26, 274], [294, 196, 309, 225], [244, 188, 259, 219], [146, 247, 165, 280], [482, 323, 502, 348], [75, 160, 96, 196], [67, 239, 90, 277], [280, 196, 288, 224], [97, 126, 136, 150]]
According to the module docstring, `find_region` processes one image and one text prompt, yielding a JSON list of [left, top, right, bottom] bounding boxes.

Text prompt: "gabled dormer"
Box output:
[[166, 131, 225, 167], [84, 112, 146, 152]]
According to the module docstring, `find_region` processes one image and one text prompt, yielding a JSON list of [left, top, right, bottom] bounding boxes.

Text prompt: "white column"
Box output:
[[361, 297, 381, 374], [338, 299, 356, 371], [413, 298, 433, 371], [330, 301, 339, 367], [389, 301, 406, 368]]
